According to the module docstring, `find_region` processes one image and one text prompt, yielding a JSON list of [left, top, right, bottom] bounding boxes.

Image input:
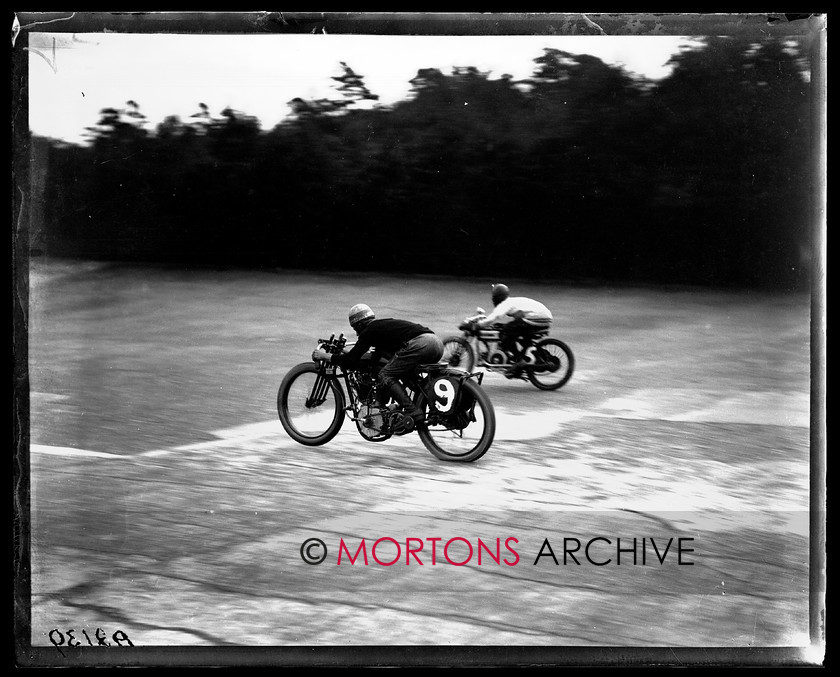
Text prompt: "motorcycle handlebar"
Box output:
[[459, 313, 486, 330], [316, 333, 347, 354]]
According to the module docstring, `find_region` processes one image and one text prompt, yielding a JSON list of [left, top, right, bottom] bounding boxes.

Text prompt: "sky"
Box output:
[[26, 32, 696, 144]]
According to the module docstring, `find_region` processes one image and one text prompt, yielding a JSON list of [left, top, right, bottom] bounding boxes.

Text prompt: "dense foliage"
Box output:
[[30, 37, 814, 289]]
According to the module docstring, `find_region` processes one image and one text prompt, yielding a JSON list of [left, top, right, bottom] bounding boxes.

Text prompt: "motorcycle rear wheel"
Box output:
[[417, 379, 495, 462], [277, 362, 345, 445], [441, 336, 475, 373], [527, 338, 574, 391]]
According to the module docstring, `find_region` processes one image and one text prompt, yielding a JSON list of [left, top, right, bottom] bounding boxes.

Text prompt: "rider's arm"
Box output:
[[329, 331, 375, 367], [477, 299, 512, 327], [312, 332, 373, 366]]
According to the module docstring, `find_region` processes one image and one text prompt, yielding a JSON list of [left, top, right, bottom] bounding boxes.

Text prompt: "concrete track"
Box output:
[[22, 259, 818, 662]]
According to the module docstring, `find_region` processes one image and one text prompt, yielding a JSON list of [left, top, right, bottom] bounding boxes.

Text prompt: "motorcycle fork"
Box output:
[[306, 368, 334, 408], [341, 375, 368, 420]]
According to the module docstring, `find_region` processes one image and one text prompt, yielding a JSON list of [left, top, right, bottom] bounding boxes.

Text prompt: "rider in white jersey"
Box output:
[[478, 295, 553, 327], [476, 284, 553, 372]]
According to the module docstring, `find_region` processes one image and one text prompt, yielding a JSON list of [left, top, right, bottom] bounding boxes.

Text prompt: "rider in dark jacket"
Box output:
[[312, 303, 444, 422]]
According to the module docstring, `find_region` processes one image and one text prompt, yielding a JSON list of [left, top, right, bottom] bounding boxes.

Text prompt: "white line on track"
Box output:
[[29, 388, 808, 460], [29, 444, 126, 459]]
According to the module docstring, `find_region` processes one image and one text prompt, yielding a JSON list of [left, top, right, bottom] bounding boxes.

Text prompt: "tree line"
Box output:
[[29, 36, 814, 289]]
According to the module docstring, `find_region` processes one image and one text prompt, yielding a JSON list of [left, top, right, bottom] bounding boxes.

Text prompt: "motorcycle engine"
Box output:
[[356, 373, 377, 402], [486, 347, 508, 364], [359, 403, 385, 437]]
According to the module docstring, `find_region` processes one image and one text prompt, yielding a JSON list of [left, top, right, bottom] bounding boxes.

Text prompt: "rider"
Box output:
[[312, 303, 444, 425], [475, 284, 553, 373]]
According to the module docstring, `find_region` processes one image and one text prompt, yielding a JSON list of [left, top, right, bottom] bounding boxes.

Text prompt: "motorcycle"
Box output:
[[277, 333, 496, 462], [441, 309, 575, 391]]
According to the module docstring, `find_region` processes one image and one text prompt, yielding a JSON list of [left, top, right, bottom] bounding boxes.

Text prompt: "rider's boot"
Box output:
[[500, 344, 523, 378], [387, 382, 424, 423], [507, 352, 529, 379], [507, 335, 533, 378]]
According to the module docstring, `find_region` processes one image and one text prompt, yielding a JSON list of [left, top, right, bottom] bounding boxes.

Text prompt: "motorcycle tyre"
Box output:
[[442, 336, 476, 373], [416, 379, 495, 463], [277, 362, 346, 446], [527, 338, 575, 391]]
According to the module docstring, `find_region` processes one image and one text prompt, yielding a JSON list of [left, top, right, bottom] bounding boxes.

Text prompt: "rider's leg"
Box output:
[[500, 320, 528, 360], [509, 321, 551, 375], [377, 334, 444, 420], [387, 381, 420, 413], [498, 324, 518, 359], [375, 379, 424, 426]]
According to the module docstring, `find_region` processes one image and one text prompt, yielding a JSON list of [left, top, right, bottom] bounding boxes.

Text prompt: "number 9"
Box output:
[[433, 379, 455, 412]]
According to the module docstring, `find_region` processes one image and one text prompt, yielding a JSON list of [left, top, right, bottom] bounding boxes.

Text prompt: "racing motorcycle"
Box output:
[[442, 309, 574, 391], [277, 333, 496, 462]]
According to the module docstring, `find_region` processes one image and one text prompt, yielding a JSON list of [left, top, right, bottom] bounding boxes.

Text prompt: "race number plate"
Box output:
[[429, 375, 460, 414]]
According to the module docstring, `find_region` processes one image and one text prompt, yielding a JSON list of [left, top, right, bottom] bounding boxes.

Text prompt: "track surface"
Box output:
[[24, 260, 816, 658]]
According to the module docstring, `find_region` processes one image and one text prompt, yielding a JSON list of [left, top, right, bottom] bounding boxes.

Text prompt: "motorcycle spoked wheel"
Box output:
[[415, 379, 495, 463], [277, 362, 345, 446], [526, 338, 575, 390], [441, 336, 475, 373]]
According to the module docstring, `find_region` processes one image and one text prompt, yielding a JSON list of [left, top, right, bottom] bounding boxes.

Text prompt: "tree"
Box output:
[[331, 61, 380, 108], [645, 36, 811, 285], [287, 62, 380, 121], [84, 100, 149, 147]]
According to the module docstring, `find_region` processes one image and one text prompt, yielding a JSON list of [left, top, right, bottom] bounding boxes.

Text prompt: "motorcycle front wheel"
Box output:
[[277, 362, 346, 445], [417, 379, 495, 463], [527, 338, 575, 391], [441, 336, 475, 373]]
